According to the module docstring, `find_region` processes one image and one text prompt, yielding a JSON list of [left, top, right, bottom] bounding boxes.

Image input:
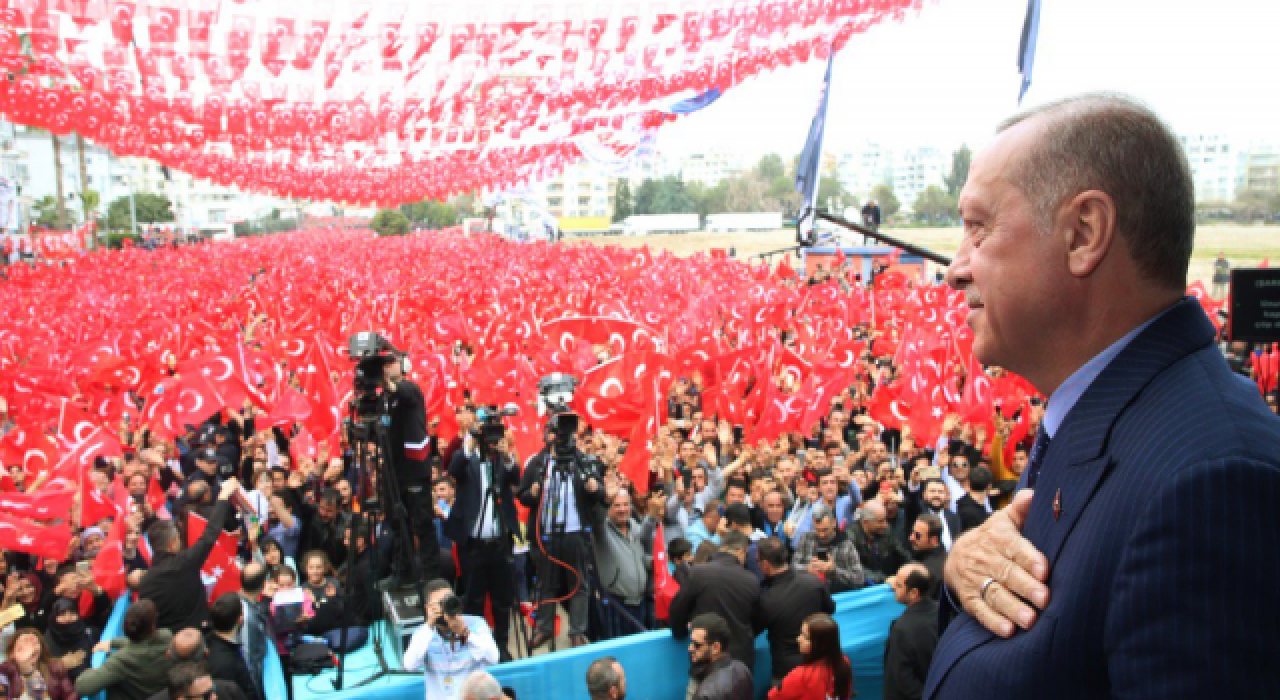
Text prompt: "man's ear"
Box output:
[[1060, 190, 1118, 279]]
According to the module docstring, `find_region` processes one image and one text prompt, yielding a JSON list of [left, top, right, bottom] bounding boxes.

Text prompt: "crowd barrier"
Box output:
[[87, 595, 288, 700], [285, 584, 904, 700]]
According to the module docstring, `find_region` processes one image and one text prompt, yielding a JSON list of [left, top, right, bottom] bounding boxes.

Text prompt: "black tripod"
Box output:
[[331, 395, 425, 690], [530, 444, 645, 653], [456, 440, 532, 661]]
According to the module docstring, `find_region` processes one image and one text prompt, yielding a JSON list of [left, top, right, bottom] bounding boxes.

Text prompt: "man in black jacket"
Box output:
[[753, 537, 835, 684], [140, 478, 240, 631], [850, 499, 911, 585], [300, 488, 349, 569], [883, 563, 938, 700], [668, 531, 761, 673], [909, 514, 946, 599], [685, 613, 753, 700], [382, 353, 442, 583], [517, 432, 605, 649], [446, 430, 521, 658], [208, 593, 262, 700]]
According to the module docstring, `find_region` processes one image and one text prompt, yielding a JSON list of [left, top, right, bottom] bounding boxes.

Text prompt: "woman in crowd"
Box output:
[[43, 599, 94, 681], [299, 550, 368, 651], [0, 627, 76, 699], [254, 535, 295, 582], [269, 567, 314, 652], [75, 600, 173, 700], [769, 613, 854, 700]]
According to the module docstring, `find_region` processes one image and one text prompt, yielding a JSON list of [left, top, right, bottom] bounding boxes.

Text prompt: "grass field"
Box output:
[[569, 224, 1280, 287]]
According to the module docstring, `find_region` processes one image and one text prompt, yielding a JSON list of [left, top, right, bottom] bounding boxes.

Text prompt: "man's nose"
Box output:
[[945, 239, 972, 291]]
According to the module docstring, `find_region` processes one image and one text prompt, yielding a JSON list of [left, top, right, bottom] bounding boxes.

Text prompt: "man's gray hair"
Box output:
[[585, 656, 622, 700], [459, 670, 504, 700], [811, 503, 836, 525], [998, 92, 1194, 290], [860, 499, 886, 521]]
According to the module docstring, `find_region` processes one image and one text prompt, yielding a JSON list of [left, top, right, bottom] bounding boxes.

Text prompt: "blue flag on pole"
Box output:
[[795, 53, 835, 242], [1018, 0, 1043, 103]]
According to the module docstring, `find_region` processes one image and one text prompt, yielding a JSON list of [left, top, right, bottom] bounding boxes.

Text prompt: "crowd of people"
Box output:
[[0, 272, 1274, 700]]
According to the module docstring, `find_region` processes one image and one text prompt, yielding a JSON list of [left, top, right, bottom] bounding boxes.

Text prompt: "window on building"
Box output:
[[209, 209, 226, 223], [548, 197, 562, 207], [578, 197, 590, 207]]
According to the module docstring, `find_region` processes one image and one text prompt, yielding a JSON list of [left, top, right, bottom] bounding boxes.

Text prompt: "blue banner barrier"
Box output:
[[287, 585, 904, 700], [87, 596, 131, 700], [88, 595, 288, 700]]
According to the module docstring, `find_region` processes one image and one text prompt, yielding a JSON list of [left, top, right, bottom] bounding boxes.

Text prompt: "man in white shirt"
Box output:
[[403, 579, 500, 700]]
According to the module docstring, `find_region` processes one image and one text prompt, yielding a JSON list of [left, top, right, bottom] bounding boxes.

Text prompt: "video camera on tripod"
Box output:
[[537, 373, 581, 458], [472, 404, 520, 447], [349, 331, 410, 421]]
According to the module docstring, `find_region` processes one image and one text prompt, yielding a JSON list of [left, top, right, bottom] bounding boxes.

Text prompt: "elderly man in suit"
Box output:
[[924, 93, 1280, 698]]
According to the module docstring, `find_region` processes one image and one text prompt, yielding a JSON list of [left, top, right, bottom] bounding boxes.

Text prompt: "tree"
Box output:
[[401, 199, 460, 228], [816, 176, 847, 213], [612, 179, 633, 222], [80, 189, 100, 221], [633, 178, 658, 215], [755, 153, 787, 181], [32, 196, 63, 228], [945, 144, 972, 198], [870, 184, 901, 219], [76, 134, 95, 248], [50, 132, 69, 229], [106, 192, 174, 230], [913, 185, 958, 224], [370, 208, 410, 236]]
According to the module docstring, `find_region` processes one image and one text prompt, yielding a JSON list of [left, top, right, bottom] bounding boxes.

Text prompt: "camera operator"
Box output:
[[403, 579, 500, 700], [517, 415, 605, 650], [446, 418, 520, 661], [380, 352, 443, 583]]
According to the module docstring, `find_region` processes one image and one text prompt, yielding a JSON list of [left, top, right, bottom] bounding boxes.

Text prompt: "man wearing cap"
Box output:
[[187, 447, 221, 491]]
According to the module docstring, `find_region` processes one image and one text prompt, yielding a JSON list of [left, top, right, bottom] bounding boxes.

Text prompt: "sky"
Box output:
[[653, 0, 1280, 162]]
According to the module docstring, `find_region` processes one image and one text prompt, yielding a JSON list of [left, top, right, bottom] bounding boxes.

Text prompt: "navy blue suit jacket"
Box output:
[[925, 298, 1280, 699]]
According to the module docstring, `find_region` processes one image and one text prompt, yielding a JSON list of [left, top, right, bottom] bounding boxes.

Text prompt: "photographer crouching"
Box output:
[[402, 579, 500, 700], [445, 405, 521, 661], [518, 398, 605, 650]]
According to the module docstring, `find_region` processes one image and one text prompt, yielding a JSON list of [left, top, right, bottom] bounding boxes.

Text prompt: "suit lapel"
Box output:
[[1024, 298, 1215, 567], [925, 300, 1215, 699]]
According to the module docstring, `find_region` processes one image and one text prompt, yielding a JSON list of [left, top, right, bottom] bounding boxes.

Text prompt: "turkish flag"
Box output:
[[265, 388, 312, 427], [908, 386, 950, 447], [46, 426, 123, 496], [0, 423, 60, 476], [0, 513, 72, 560], [55, 398, 102, 450], [144, 375, 225, 439], [0, 488, 76, 521], [653, 524, 680, 621], [187, 512, 242, 602], [958, 354, 994, 427], [178, 346, 269, 411], [868, 384, 910, 432], [93, 516, 129, 599], [616, 419, 652, 495]]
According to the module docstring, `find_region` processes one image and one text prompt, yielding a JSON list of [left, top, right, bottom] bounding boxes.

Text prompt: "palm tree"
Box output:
[[50, 131, 68, 229], [76, 133, 94, 249]]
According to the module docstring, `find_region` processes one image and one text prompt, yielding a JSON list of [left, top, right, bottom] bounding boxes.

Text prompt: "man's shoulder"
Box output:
[[1114, 342, 1280, 468]]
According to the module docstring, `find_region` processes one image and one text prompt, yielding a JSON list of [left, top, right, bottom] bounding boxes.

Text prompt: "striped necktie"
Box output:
[[1024, 425, 1051, 489]]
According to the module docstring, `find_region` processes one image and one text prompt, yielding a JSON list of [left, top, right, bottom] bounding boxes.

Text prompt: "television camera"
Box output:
[[472, 404, 521, 446], [537, 373, 581, 457]]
